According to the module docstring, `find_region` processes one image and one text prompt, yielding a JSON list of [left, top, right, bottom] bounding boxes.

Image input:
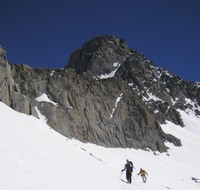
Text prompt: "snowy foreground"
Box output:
[[0, 102, 200, 190]]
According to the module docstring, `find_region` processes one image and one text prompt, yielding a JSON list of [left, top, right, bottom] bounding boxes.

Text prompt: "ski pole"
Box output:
[[119, 171, 123, 179]]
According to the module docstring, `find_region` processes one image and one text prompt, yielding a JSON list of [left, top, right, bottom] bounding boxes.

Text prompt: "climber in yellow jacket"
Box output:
[[137, 168, 148, 183]]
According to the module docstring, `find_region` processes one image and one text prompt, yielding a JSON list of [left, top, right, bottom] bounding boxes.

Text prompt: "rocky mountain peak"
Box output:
[[66, 35, 130, 78], [1, 35, 199, 152]]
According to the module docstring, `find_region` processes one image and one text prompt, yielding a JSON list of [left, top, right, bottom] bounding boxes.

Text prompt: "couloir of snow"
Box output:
[[0, 102, 199, 190]]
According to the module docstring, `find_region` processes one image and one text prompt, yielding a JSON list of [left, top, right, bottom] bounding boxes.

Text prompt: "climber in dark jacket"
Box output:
[[121, 159, 135, 183]]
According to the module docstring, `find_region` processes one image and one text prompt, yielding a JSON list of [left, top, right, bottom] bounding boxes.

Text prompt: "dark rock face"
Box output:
[[66, 35, 129, 78], [8, 66, 174, 152], [0, 47, 12, 105], [116, 58, 200, 126], [66, 35, 199, 127], [1, 35, 199, 152]]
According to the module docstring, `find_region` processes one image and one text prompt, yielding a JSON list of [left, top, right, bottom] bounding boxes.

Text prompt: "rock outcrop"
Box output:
[[1, 35, 199, 152], [0, 47, 13, 105]]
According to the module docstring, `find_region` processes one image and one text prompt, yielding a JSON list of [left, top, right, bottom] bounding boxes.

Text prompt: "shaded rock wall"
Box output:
[[2, 35, 198, 152]]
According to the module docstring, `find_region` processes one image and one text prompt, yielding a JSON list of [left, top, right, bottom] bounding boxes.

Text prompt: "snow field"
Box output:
[[0, 102, 200, 190]]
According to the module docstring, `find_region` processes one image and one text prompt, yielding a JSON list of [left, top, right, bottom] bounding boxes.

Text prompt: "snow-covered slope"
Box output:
[[0, 102, 199, 190]]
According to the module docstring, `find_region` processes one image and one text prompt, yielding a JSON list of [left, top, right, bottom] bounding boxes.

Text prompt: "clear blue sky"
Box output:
[[0, 0, 199, 82]]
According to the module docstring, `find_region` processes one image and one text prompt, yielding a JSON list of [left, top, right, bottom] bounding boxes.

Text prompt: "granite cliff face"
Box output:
[[1, 35, 199, 152], [66, 35, 200, 126]]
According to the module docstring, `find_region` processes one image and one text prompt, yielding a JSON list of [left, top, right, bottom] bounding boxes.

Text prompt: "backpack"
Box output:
[[129, 161, 133, 172]]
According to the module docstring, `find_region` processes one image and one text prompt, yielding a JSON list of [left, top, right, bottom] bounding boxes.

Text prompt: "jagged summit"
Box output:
[[66, 35, 200, 124], [1, 35, 200, 152], [66, 35, 155, 80], [66, 35, 133, 77]]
